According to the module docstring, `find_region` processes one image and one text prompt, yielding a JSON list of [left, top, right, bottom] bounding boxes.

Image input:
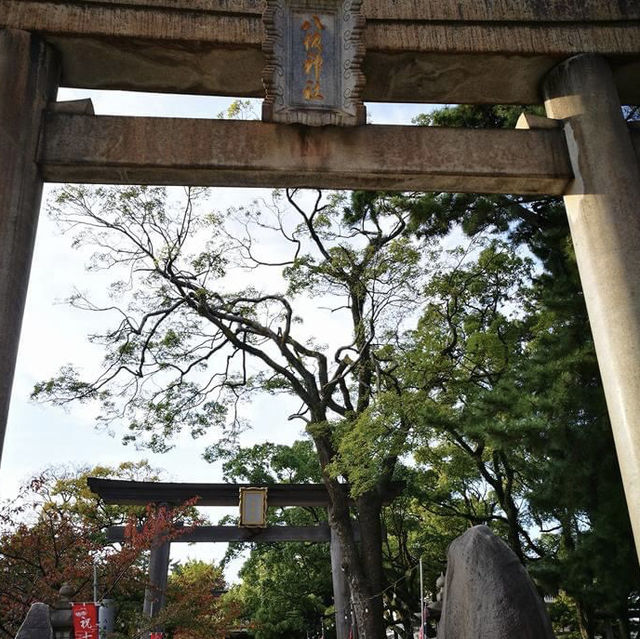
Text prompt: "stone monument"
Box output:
[[437, 526, 555, 639]]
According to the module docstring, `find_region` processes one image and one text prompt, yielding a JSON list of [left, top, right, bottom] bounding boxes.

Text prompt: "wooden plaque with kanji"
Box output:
[[262, 0, 366, 126]]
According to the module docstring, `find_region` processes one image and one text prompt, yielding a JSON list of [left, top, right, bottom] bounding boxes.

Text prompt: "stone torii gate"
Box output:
[[87, 477, 402, 638], [2, 0, 640, 566]]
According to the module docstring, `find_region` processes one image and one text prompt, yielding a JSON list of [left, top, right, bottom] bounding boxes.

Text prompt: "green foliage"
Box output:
[[400, 103, 640, 638], [0, 462, 163, 639], [235, 541, 332, 639], [218, 440, 322, 485], [217, 99, 259, 121], [329, 392, 410, 497], [412, 104, 543, 129]]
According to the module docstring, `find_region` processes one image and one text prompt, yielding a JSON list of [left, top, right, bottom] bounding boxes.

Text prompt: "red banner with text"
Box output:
[[72, 603, 99, 639]]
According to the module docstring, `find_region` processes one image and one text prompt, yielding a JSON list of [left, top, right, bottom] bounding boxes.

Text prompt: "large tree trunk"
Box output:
[[354, 493, 385, 639], [326, 487, 387, 639], [575, 600, 595, 639], [310, 414, 388, 639]]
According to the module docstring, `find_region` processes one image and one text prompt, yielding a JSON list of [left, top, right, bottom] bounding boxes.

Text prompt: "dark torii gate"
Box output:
[[88, 477, 403, 638], [2, 0, 640, 572]]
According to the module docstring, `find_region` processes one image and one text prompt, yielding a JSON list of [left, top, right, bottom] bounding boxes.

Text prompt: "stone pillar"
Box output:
[[143, 505, 172, 633], [142, 538, 171, 620], [49, 583, 73, 639], [543, 54, 640, 562], [330, 525, 351, 639], [0, 29, 58, 465]]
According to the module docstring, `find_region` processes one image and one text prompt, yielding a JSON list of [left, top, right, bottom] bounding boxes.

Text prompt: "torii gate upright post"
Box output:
[[543, 54, 640, 561], [142, 503, 172, 626], [0, 29, 58, 464]]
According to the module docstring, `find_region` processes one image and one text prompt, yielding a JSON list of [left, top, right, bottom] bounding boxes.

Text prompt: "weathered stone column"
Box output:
[[143, 503, 172, 637], [0, 29, 58, 465], [543, 54, 640, 562], [143, 539, 171, 619], [50, 583, 74, 639]]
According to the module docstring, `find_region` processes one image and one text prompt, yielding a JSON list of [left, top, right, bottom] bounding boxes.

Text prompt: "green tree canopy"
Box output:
[[33, 184, 442, 637]]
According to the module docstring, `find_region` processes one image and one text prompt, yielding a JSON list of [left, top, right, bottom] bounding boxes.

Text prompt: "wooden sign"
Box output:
[[262, 0, 366, 126], [239, 487, 268, 527]]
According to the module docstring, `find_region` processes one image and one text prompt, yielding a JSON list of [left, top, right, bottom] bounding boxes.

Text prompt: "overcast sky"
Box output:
[[0, 89, 434, 578]]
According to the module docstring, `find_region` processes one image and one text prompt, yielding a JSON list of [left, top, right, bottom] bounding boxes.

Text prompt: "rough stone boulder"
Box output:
[[14, 603, 53, 639], [437, 525, 555, 639]]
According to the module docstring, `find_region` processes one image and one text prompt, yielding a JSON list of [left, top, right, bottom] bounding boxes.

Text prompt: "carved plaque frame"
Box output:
[[262, 0, 366, 126]]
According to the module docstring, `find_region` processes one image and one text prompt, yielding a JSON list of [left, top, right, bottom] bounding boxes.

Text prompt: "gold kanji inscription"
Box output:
[[301, 14, 325, 101]]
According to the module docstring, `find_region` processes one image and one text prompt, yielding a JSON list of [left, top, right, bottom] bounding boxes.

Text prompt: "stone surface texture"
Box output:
[[1, 1, 639, 103], [437, 526, 554, 639], [15, 603, 53, 639], [544, 54, 640, 564], [0, 29, 58, 464], [39, 113, 576, 194], [143, 538, 171, 618]]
